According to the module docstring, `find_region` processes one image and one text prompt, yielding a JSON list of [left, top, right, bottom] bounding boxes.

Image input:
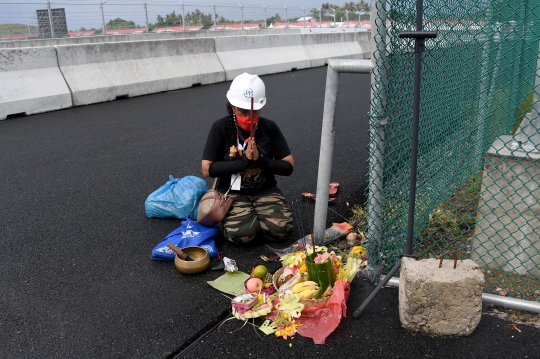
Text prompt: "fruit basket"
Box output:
[[272, 267, 331, 307]]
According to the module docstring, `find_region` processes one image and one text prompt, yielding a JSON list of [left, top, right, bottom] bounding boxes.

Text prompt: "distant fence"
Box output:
[[0, 0, 371, 41]]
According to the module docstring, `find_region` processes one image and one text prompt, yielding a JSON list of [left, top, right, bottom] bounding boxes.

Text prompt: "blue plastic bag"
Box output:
[[151, 217, 219, 260], [145, 175, 208, 219]]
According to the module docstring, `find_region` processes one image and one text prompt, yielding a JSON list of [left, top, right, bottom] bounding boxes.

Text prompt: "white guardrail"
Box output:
[[0, 31, 372, 120]]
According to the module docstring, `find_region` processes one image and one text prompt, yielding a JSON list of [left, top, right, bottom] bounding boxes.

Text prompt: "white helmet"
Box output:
[[226, 73, 266, 110]]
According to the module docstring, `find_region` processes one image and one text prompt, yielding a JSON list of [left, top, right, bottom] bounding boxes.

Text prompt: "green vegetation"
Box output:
[[0, 23, 38, 36], [106, 18, 139, 30]]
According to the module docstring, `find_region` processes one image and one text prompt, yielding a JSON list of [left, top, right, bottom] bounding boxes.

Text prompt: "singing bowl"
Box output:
[[174, 246, 210, 274]]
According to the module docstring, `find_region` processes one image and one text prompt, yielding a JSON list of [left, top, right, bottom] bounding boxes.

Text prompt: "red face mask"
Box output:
[[235, 114, 259, 132]]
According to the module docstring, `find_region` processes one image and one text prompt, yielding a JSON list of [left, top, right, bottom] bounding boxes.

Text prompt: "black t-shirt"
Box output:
[[202, 116, 291, 195]]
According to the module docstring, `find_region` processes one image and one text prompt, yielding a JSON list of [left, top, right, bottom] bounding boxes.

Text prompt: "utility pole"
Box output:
[[331, 8, 336, 25], [262, 4, 266, 29], [283, 5, 287, 28], [345, 10, 349, 28], [143, 0, 149, 33], [46, 0, 55, 38], [318, 8, 321, 28], [239, 3, 243, 30], [301, 7, 305, 28]]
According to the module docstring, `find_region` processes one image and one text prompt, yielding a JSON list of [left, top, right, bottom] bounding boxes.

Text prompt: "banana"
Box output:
[[298, 288, 318, 300], [291, 281, 319, 294]]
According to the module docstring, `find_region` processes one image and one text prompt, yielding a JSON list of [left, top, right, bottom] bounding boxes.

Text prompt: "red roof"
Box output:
[[68, 31, 95, 37], [105, 28, 146, 35], [154, 26, 203, 32]]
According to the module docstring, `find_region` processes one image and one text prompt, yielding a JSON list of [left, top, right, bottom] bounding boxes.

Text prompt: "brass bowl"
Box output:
[[173, 246, 210, 274]]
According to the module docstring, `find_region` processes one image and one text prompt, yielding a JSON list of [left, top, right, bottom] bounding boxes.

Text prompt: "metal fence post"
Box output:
[[212, 3, 216, 30], [313, 59, 374, 245], [263, 4, 267, 28], [99, 0, 107, 35], [474, 4, 496, 169], [143, 0, 149, 33], [179, 1, 184, 31], [47, 0, 55, 38], [239, 3, 243, 30], [366, 0, 388, 282]]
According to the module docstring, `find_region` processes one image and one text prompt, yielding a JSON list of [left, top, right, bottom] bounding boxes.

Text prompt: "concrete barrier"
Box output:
[[0, 47, 72, 120], [357, 32, 373, 59], [0, 29, 303, 49], [56, 38, 225, 106], [215, 34, 311, 80], [302, 32, 365, 67]]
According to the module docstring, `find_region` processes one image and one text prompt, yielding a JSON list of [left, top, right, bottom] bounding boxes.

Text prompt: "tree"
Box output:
[[267, 13, 282, 24], [342, 2, 357, 12], [357, 0, 370, 12], [107, 18, 137, 30]]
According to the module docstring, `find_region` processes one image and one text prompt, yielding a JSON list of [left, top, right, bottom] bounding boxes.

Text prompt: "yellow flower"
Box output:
[[275, 331, 281, 337], [350, 246, 366, 257]]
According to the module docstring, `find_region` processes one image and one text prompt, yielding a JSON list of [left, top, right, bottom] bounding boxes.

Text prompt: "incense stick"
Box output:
[[250, 97, 254, 139]]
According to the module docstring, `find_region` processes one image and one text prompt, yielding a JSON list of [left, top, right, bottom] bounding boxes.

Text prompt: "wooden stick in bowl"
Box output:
[[167, 243, 194, 261]]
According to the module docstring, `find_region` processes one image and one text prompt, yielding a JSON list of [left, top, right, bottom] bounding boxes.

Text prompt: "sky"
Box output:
[[0, 0, 372, 30]]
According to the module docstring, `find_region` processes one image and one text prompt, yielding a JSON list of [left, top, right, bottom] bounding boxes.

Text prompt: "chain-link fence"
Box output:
[[0, 1, 372, 40], [367, 0, 540, 303]]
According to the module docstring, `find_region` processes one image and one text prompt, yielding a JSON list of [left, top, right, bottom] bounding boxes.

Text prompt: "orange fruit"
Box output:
[[252, 265, 268, 279]]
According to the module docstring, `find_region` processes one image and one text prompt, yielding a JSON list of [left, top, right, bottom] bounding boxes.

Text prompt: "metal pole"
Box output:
[[100, 0, 107, 35], [353, 0, 437, 318], [302, 7, 305, 28], [23, 3, 31, 38], [332, 8, 335, 24], [382, 276, 540, 314], [345, 10, 349, 28], [143, 0, 149, 33], [239, 3, 243, 30], [366, 0, 389, 282], [474, 4, 496, 168], [263, 4, 266, 29], [319, 8, 321, 28], [213, 3, 216, 30], [47, 0, 55, 38], [181, 2, 185, 31], [283, 6, 287, 28], [313, 59, 374, 245]]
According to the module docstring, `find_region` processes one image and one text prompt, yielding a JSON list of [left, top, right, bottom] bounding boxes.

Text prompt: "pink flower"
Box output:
[[314, 252, 330, 263]]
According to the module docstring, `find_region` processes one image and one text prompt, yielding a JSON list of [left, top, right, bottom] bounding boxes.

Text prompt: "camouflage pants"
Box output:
[[222, 189, 294, 244]]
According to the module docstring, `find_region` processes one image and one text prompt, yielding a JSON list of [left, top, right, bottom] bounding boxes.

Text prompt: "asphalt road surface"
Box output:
[[1, 66, 538, 359]]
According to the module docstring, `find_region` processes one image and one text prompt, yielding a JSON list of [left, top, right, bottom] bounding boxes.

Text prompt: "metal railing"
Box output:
[[0, 0, 371, 40]]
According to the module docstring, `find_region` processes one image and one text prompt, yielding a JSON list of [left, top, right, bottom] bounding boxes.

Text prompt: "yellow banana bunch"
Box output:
[[291, 281, 319, 294], [298, 288, 318, 299]]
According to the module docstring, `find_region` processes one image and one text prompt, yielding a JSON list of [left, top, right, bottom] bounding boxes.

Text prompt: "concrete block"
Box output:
[[472, 135, 540, 276], [302, 33, 364, 67], [357, 32, 373, 59], [399, 257, 484, 336], [0, 47, 72, 120], [215, 34, 311, 80], [56, 38, 225, 106]]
